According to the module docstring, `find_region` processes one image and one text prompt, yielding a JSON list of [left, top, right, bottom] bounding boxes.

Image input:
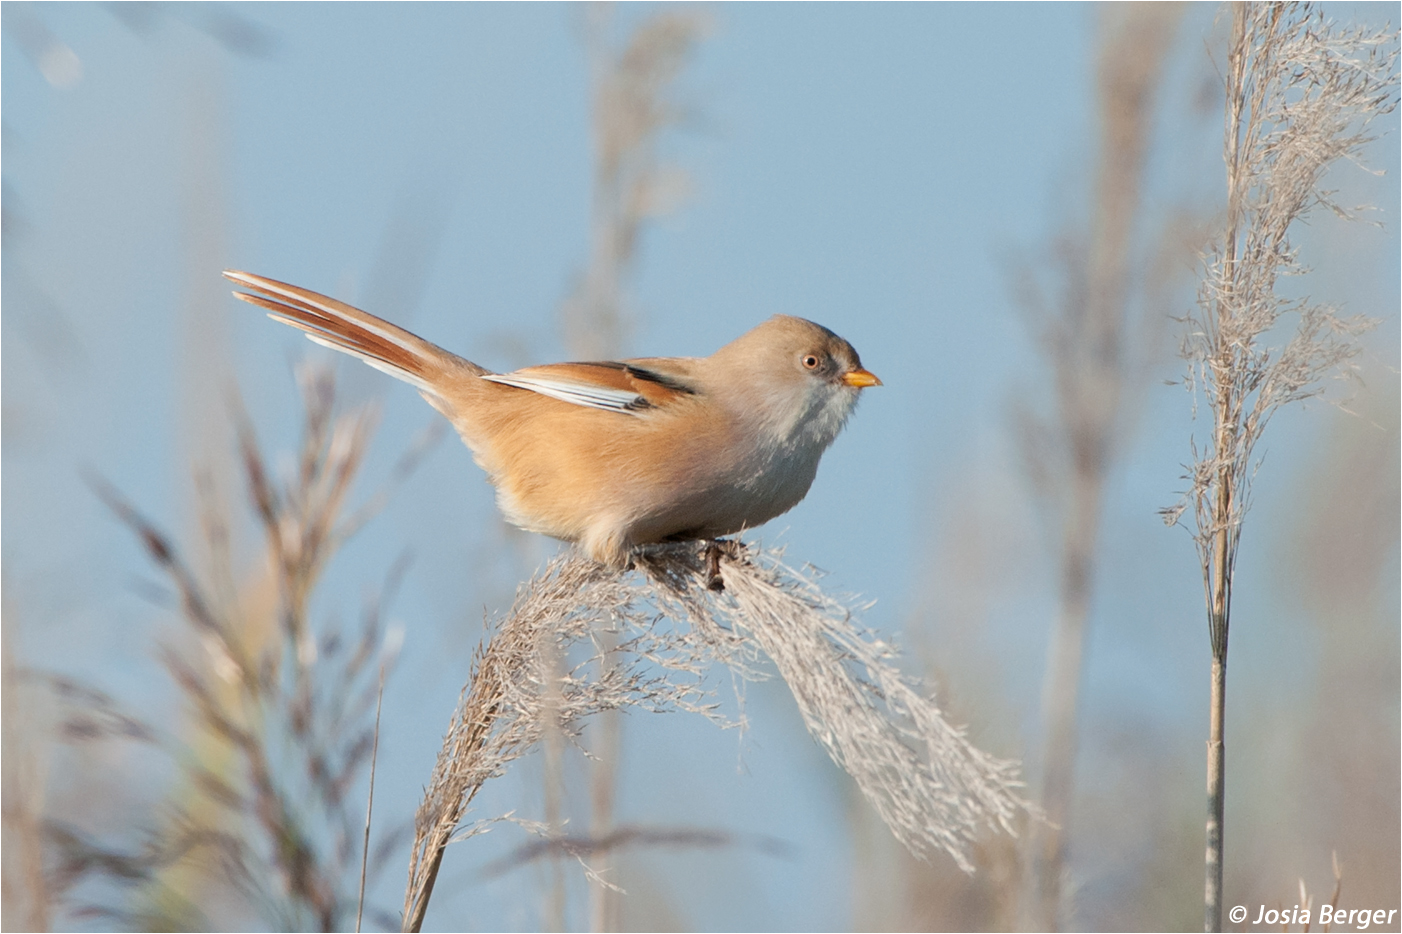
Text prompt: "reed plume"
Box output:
[[71, 367, 427, 930], [1162, 5, 1398, 929], [402, 542, 1030, 930]]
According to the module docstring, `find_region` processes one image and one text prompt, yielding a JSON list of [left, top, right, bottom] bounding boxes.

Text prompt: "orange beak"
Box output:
[[841, 368, 882, 388]]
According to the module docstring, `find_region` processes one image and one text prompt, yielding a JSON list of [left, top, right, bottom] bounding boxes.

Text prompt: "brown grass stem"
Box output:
[[357, 665, 386, 934]]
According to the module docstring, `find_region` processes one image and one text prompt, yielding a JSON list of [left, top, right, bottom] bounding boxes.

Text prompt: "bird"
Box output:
[[224, 270, 880, 573]]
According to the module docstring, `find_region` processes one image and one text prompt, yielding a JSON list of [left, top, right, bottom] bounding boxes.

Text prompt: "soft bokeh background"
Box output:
[[3, 3, 1397, 931]]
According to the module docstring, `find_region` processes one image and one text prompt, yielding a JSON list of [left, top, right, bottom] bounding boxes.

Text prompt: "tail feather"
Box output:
[[223, 270, 482, 394]]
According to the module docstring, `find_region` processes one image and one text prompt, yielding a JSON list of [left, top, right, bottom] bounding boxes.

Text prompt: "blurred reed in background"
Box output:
[[849, 4, 1399, 933], [559, 8, 707, 929], [1010, 5, 1189, 929], [4, 368, 429, 930]]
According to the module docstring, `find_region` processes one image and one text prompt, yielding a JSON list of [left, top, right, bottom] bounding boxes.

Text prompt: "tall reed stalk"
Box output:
[[1013, 7, 1183, 928], [1163, 5, 1397, 929]]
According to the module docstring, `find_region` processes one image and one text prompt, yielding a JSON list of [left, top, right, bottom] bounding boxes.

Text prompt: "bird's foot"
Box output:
[[703, 539, 741, 592]]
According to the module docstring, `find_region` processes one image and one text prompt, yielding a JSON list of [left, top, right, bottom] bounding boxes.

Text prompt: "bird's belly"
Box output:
[[626, 442, 822, 544], [461, 400, 823, 562]]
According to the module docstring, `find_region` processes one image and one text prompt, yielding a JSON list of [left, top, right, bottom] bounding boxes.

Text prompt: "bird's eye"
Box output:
[[802, 354, 821, 370]]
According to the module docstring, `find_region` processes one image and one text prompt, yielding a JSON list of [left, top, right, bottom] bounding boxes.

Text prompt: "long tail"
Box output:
[[223, 270, 484, 395]]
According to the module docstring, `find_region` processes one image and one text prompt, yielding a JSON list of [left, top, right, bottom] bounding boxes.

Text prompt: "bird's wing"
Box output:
[[482, 361, 699, 413]]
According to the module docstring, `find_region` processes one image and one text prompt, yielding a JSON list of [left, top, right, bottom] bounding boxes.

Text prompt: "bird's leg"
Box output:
[[703, 539, 741, 592], [704, 541, 724, 591]]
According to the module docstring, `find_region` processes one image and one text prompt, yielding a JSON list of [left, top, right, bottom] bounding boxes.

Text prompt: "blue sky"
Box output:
[[4, 3, 1397, 930]]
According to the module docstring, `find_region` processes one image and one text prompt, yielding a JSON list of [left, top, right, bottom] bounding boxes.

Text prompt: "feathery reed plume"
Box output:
[[78, 366, 423, 931], [402, 542, 1030, 931], [1161, 5, 1398, 930], [1011, 5, 1187, 929], [400, 550, 725, 933], [684, 547, 1028, 868]]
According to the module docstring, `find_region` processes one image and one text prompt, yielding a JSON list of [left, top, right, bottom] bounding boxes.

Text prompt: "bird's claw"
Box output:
[[704, 539, 740, 592]]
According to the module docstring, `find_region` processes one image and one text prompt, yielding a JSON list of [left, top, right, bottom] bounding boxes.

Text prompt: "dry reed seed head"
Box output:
[[402, 550, 752, 926], [690, 546, 1030, 871], [81, 367, 416, 930], [405, 540, 1030, 927], [1171, 4, 1398, 538], [1184, 13, 1395, 920]]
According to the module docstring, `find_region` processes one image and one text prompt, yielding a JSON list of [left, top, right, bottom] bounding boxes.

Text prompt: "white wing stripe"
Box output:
[[481, 374, 642, 413]]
